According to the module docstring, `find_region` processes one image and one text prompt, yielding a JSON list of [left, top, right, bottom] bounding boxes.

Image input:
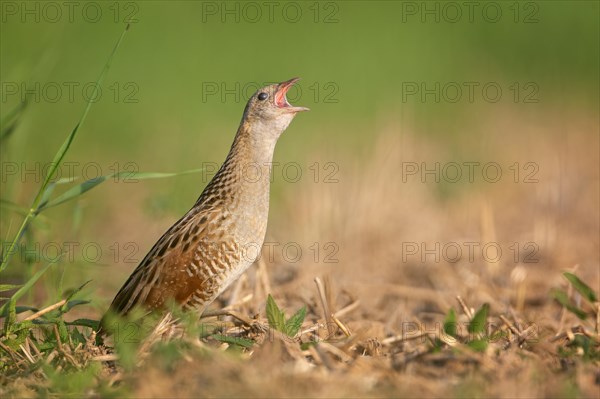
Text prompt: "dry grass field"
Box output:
[[2, 105, 598, 398]]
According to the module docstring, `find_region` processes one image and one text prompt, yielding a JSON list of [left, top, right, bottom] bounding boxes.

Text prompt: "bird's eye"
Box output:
[[257, 92, 268, 101]]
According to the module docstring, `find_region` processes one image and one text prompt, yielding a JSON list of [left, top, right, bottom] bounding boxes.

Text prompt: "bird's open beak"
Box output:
[[275, 77, 310, 113]]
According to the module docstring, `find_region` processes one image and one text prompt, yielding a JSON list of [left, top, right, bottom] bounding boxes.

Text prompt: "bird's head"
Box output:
[[242, 77, 309, 136]]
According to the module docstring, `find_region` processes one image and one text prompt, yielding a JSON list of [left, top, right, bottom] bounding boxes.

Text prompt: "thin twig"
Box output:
[[226, 274, 246, 310], [201, 309, 255, 326], [298, 323, 326, 336], [499, 315, 520, 337], [381, 331, 430, 346], [596, 302, 600, 338], [19, 344, 35, 364], [258, 256, 271, 300], [53, 324, 64, 352], [456, 296, 473, 319], [319, 341, 353, 362], [315, 277, 335, 338], [24, 299, 67, 321], [0, 341, 19, 363], [331, 313, 351, 337], [333, 300, 360, 319], [92, 354, 119, 362]]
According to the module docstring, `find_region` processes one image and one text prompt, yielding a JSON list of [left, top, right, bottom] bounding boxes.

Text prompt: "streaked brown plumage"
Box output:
[[100, 78, 308, 330]]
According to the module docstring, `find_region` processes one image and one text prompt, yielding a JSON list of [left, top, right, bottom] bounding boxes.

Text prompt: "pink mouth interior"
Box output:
[[275, 85, 292, 108]]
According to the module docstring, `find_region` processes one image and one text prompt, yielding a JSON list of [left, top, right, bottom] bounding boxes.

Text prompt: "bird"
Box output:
[[99, 78, 308, 335]]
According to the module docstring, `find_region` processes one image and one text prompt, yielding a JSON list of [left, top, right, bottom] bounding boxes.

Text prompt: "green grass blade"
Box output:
[[0, 99, 27, 127], [34, 24, 131, 209], [0, 260, 57, 316], [37, 182, 57, 210], [33, 24, 131, 209], [122, 169, 206, 180], [38, 168, 205, 211], [563, 272, 598, 303], [0, 284, 23, 292], [0, 199, 31, 216], [40, 176, 112, 211], [0, 99, 28, 141], [0, 24, 130, 272]]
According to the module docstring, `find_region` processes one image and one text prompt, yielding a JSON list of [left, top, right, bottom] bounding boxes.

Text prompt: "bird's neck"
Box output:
[[195, 121, 279, 208], [229, 120, 279, 166]]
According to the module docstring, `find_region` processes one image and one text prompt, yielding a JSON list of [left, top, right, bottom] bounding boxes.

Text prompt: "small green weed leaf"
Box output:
[[285, 306, 307, 337], [551, 288, 588, 319], [70, 327, 88, 345], [58, 280, 92, 314], [569, 335, 600, 361], [468, 339, 489, 352], [62, 299, 91, 313], [431, 338, 445, 352], [2, 297, 17, 335], [57, 319, 69, 341], [443, 308, 457, 338], [266, 294, 286, 332], [563, 272, 598, 303], [300, 341, 317, 351], [468, 303, 489, 334], [2, 320, 35, 349]]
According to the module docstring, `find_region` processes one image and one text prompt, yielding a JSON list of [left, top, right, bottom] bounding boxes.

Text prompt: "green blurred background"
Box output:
[[1, 1, 598, 304]]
